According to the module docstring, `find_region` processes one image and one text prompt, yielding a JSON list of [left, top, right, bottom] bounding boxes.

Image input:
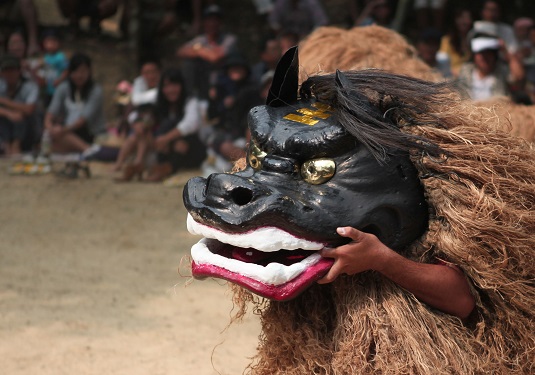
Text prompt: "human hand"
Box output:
[[154, 135, 169, 152], [317, 227, 391, 284]]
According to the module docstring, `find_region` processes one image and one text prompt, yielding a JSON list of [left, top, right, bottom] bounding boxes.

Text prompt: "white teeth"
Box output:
[[191, 238, 323, 285], [187, 214, 324, 252]]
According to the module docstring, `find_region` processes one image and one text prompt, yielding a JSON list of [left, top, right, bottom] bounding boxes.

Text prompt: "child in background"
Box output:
[[40, 30, 68, 106]]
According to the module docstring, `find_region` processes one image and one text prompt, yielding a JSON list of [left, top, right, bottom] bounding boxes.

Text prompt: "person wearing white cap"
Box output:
[[458, 35, 524, 101], [476, 0, 518, 54]]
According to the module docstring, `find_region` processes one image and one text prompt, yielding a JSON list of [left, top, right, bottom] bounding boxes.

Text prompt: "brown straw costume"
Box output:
[[226, 68, 535, 374]]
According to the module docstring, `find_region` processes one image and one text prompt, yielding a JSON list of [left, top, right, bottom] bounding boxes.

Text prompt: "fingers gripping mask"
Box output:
[[183, 47, 429, 301]]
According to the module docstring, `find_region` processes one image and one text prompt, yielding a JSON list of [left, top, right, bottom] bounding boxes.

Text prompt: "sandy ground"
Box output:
[[0, 161, 260, 375]]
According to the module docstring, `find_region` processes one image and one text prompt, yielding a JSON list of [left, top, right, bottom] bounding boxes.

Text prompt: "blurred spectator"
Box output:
[[0, 0, 40, 56], [474, 0, 518, 54], [514, 17, 534, 65], [201, 69, 273, 175], [458, 36, 524, 101], [112, 103, 156, 181], [355, 0, 394, 29], [36, 29, 69, 106], [416, 28, 452, 78], [56, 0, 122, 37], [146, 67, 206, 181], [176, 4, 238, 100], [413, 0, 447, 33], [136, 0, 204, 62], [278, 30, 299, 54], [251, 0, 274, 16], [0, 54, 40, 155], [250, 34, 281, 85], [513, 18, 535, 103], [268, 0, 328, 38], [439, 7, 473, 77], [203, 52, 253, 164], [43, 52, 105, 177], [527, 24, 535, 88], [116, 57, 161, 159], [4, 29, 40, 80], [131, 58, 162, 107]]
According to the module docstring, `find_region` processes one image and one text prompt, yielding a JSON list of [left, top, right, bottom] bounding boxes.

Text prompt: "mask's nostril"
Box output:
[[231, 187, 253, 206]]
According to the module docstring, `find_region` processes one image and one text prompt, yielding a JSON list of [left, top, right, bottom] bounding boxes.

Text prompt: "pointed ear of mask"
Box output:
[[266, 46, 299, 107]]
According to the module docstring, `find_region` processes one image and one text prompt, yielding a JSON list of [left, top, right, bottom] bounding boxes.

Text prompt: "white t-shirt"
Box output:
[[470, 70, 496, 101], [176, 98, 202, 136], [131, 76, 157, 106]]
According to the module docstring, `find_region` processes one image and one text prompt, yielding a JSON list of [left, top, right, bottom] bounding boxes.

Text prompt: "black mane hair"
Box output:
[[299, 70, 454, 161]]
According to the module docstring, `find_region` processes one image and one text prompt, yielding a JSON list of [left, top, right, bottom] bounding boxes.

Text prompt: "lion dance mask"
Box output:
[[183, 47, 534, 374]]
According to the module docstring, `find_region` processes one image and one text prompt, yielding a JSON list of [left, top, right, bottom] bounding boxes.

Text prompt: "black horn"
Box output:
[[266, 46, 299, 107]]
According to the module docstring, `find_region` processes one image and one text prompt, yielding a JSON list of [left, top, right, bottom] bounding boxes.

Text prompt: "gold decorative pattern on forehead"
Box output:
[[283, 102, 333, 126]]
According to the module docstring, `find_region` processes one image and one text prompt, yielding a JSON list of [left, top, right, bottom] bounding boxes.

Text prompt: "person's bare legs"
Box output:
[[51, 131, 90, 153], [18, 0, 40, 56], [9, 139, 21, 155], [132, 132, 151, 167], [56, 0, 80, 36], [113, 134, 136, 171]]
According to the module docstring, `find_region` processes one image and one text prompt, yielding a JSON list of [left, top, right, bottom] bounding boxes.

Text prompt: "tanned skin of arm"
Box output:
[[318, 227, 476, 320]]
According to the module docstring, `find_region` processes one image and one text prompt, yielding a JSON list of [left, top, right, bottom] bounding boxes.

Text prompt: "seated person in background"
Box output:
[[475, 0, 518, 55], [458, 35, 525, 101], [43, 52, 106, 177], [116, 58, 161, 142], [416, 28, 452, 79], [112, 103, 156, 181], [204, 52, 252, 163], [355, 0, 394, 29], [5, 29, 41, 81], [268, 0, 328, 39], [35, 29, 69, 106], [0, 0, 41, 56], [176, 4, 238, 100], [0, 54, 40, 156], [439, 7, 473, 77], [146, 67, 206, 182], [513, 17, 533, 60], [277, 29, 299, 54], [56, 0, 122, 36], [250, 34, 281, 86], [130, 58, 161, 107]]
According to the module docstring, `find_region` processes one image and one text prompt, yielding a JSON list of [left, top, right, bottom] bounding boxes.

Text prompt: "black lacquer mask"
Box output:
[[183, 47, 429, 301]]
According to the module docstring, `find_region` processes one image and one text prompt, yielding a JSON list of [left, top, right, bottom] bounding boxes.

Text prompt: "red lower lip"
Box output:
[[191, 256, 334, 301]]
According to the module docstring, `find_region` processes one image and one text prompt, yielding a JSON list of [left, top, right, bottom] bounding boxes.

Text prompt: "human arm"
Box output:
[[318, 227, 476, 320], [0, 104, 24, 122], [178, 34, 236, 64], [0, 80, 38, 117], [131, 77, 157, 106], [507, 52, 525, 84], [154, 98, 201, 150]]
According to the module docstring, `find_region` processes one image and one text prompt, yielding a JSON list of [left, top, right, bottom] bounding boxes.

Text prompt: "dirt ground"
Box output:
[[1, 2, 260, 374], [0, 161, 260, 375]]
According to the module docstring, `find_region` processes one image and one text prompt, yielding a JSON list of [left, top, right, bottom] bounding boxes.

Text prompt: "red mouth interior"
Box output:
[[191, 240, 334, 301], [221, 244, 312, 266]]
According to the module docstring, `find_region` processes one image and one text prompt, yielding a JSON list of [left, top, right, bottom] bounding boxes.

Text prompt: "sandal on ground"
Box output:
[[57, 162, 79, 179], [57, 162, 91, 179], [146, 163, 173, 182], [114, 164, 144, 182]]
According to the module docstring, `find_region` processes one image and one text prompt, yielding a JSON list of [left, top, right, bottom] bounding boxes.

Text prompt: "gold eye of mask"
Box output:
[[301, 159, 336, 185], [248, 143, 267, 171]]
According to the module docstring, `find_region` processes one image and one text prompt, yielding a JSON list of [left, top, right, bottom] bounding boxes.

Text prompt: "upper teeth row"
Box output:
[[187, 214, 324, 252]]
